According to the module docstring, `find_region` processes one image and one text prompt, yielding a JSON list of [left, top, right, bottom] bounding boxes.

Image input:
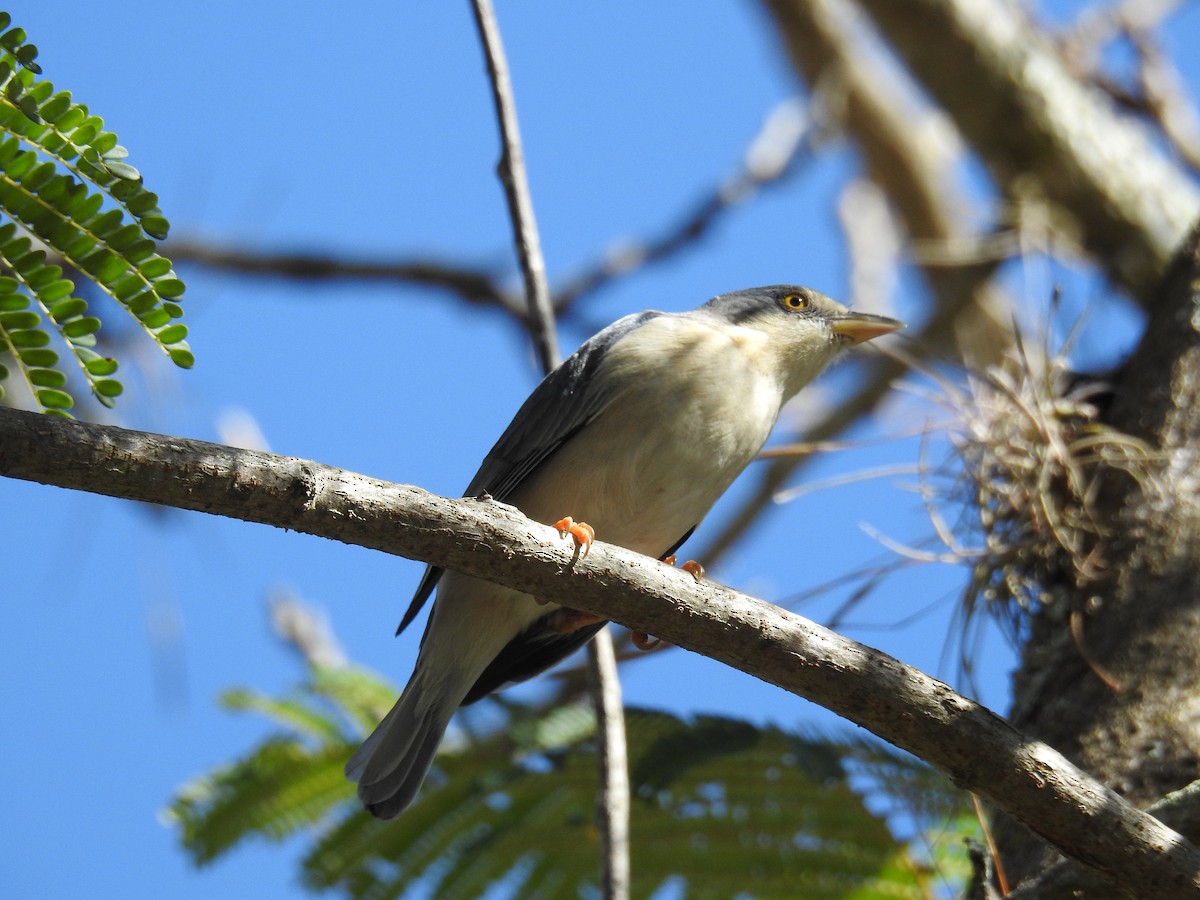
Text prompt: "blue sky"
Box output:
[[3, 1, 1196, 897]]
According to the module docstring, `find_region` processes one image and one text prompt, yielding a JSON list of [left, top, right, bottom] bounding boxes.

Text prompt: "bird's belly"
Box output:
[[508, 368, 780, 557]]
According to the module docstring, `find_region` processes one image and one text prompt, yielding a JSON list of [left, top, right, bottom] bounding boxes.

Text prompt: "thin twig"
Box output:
[[552, 98, 819, 312], [469, 0, 559, 373], [163, 239, 520, 316], [586, 628, 631, 899], [468, 1, 629, 895], [971, 791, 1010, 896]]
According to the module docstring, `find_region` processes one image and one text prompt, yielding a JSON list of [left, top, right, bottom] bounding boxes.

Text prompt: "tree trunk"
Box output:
[[995, 223, 1200, 893]]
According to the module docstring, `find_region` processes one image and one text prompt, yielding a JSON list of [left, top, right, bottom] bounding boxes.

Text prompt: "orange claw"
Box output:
[[553, 516, 595, 559], [631, 631, 666, 651], [662, 555, 704, 582]]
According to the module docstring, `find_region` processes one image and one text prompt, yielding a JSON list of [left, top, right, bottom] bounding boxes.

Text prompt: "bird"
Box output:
[[346, 284, 904, 818]]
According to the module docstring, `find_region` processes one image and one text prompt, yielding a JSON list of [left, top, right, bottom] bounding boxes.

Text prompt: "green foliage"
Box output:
[[0, 13, 190, 415], [167, 664, 976, 898]]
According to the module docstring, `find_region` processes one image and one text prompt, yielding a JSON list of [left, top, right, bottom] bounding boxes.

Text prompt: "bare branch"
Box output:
[[850, 0, 1200, 301], [165, 98, 816, 331], [762, 0, 1012, 359], [162, 100, 816, 336], [1051, 4, 1200, 177], [1130, 31, 1200, 175], [586, 628, 630, 899], [268, 589, 347, 670], [1006, 781, 1200, 900], [552, 99, 818, 312], [2, 406, 1199, 898], [469, 0, 558, 372], [164, 239, 521, 317]]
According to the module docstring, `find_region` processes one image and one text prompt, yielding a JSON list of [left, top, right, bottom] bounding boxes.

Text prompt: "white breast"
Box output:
[[508, 316, 785, 557]]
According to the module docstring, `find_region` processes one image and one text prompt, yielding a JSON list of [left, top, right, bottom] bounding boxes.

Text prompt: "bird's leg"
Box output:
[[550, 608, 607, 633], [546, 516, 603, 630], [552, 516, 595, 559]]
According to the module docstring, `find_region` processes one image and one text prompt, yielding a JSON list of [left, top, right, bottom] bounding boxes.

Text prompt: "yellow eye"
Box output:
[[782, 292, 809, 311]]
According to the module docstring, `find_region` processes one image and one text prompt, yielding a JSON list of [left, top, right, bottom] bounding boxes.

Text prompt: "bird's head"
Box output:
[[700, 284, 905, 397]]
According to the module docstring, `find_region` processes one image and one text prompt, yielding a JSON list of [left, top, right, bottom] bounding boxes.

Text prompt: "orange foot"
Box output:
[[662, 555, 705, 583], [632, 630, 666, 651], [552, 516, 595, 559]]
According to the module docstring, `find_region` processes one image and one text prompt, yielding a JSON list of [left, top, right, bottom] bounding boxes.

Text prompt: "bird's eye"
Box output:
[[782, 292, 809, 311]]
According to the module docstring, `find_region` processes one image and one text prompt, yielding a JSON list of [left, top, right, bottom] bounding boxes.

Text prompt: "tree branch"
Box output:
[[469, 0, 558, 373], [165, 96, 817, 330], [1006, 781, 1200, 900], [162, 99, 816, 340], [2, 406, 1198, 898], [586, 627, 631, 899], [851, 0, 1200, 301], [163, 239, 521, 317], [552, 98, 819, 313], [762, 0, 1012, 360]]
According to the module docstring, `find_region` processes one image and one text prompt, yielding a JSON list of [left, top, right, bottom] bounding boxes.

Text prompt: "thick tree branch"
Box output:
[[762, 0, 1011, 355], [2, 406, 1198, 898], [851, 0, 1200, 301], [1007, 781, 1200, 900]]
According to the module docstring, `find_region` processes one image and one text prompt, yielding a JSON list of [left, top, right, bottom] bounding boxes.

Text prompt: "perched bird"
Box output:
[[347, 284, 903, 818]]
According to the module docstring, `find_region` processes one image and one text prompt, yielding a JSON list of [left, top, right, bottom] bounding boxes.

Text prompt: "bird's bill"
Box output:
[[829, 313, 906, 344]]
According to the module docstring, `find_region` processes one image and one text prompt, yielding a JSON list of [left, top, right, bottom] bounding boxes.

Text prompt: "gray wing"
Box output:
[[395, 310, 666, 635]]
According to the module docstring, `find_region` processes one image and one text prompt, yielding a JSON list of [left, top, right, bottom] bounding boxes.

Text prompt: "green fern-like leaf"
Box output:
[[220, 688, 347, 743], [0, 15, 190, 415], [309, 665, 404, 734], [170, 739, 353, 865], [168, 664, 974, 899]]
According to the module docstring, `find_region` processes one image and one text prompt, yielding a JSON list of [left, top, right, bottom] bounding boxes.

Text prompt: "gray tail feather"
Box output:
[[345, 682, 457, 819]]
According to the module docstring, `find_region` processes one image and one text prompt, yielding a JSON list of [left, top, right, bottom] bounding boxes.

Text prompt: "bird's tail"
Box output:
[[347, 573, 553, 818], [345, 669, 459, 820]]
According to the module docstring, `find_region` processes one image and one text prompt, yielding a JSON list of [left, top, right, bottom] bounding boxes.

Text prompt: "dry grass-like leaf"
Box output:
[[927, 323, 1160, 644]]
